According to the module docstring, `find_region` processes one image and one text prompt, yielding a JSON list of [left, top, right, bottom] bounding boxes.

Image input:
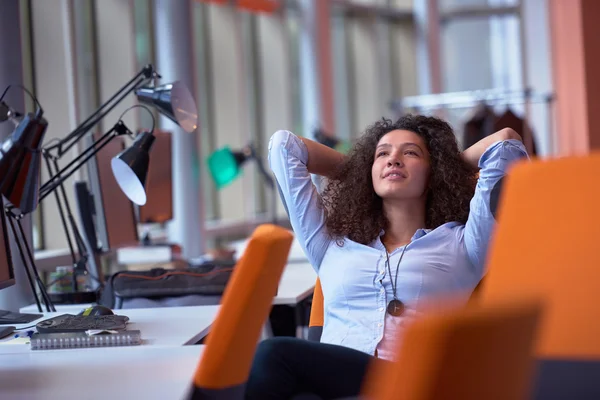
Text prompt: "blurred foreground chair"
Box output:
[[187, 224, 293, 399], [362, 297, 543, 400], [479, 153, 600, 399]]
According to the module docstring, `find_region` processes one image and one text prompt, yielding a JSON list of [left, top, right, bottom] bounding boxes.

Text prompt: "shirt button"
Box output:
[[379, 307, 384, 312], [378, 323, 382, 327], [379, 269, 384, 274], [380, 288, 385, 293]]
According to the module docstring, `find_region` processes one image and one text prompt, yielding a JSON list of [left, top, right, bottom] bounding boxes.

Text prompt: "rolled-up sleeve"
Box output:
[[463, 139, 529, 274], [269, 130, 331, 270]]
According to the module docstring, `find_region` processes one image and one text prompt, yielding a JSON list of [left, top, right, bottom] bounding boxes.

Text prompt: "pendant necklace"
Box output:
[[384, 243, 409, 317]]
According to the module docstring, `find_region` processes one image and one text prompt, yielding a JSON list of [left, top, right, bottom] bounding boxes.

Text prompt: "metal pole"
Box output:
[[152, 0, 204, 257], [298, 0, 336, 140]]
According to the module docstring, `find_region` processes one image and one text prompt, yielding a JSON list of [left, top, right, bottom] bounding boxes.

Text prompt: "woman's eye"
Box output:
[[405, 150, 418, 156], [377, 152, 388, 158]]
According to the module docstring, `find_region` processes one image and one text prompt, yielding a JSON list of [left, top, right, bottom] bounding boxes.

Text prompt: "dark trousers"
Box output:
[[245, 337, 376, 400]]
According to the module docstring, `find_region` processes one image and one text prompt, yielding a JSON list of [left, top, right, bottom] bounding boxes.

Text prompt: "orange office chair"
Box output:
[[188, 224, 293, 399], [362, 296, 544, 400], [307, 278, 324, 342], [478, 152, 600, 399]]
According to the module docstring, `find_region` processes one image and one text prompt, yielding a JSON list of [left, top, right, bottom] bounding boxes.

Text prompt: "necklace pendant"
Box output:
[[387, 299, 404, 317]]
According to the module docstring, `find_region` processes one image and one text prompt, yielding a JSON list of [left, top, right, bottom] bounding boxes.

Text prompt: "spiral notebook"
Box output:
[[30, 330, 142, 350]]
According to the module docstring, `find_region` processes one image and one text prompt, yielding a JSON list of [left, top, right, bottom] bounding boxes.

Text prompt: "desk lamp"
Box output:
[[0, 86, 52, 312], [0, 65, 198, 311], [207, 144, 277, 224]]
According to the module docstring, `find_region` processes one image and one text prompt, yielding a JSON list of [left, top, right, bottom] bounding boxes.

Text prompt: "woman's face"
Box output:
[[371, 129, 431, 201]]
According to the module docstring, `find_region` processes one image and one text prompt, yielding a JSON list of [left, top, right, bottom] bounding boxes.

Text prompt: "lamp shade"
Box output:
[[135, 81, 198, 133], [111, 131, 155, 206], [207, 146, 251, 189], [0, 113, 48, 214]]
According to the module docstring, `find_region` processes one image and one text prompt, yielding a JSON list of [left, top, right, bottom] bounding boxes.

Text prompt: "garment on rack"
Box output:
[[493, 108, 537, 155], [462, 106, 537, 155], [462, 103, 496, 149]]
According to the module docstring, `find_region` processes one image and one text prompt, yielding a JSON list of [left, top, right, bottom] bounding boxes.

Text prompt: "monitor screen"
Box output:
[[90, 132, 139, 250], [0, 196, 15, 290], [138, 130, 173, 224]]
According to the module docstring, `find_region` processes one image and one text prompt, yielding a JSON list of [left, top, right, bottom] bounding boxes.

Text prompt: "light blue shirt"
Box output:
[[269, 130, 528, 359]]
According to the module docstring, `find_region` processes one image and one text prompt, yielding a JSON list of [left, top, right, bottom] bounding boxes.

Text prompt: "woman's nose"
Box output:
[[387, 158, 403, 167]]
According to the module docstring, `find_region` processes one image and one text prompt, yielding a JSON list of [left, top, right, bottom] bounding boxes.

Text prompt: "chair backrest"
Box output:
[[478, 153, 600, 359], [362, 297, 543, 400], [189, 224, 293, 398], [307, 277, 324, 341], [476, 154, 600, 399]]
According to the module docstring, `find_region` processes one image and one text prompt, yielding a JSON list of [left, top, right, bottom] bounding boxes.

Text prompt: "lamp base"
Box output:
[[49, 290, 98, 305]]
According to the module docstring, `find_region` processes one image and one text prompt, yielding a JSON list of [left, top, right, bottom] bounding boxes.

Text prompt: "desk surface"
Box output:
[[273, 262, 317, 305], [230, 236, 309, 263], [3, 305, 219, 354], [231, 237, 316, 305], [0, 345, 204, 400]]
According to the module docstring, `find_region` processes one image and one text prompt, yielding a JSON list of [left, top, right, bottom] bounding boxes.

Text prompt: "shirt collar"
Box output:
[[412, 228, 430, 240], [375, 228, 431, 250]]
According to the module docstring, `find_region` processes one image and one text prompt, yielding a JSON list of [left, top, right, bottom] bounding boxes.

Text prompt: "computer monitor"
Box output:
[[86, 132, 139, 252], [138, 130, 173, 224]]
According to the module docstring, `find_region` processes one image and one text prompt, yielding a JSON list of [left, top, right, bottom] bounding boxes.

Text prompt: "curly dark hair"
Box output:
[[321, 114, 477, 245]]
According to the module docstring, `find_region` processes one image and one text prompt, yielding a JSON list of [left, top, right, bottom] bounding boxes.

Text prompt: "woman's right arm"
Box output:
[[269, 130, 343, 270], [298, 136, 345, 178]]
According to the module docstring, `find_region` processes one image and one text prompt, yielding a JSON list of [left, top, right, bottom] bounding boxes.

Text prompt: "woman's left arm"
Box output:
[[460, 128, 529, 274], [461, 128, 522, 169]]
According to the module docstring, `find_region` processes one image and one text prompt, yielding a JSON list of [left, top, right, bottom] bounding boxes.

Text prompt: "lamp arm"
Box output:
[[250, 152, 274, 189], [43, 64, 156, 157], [39, 122, 129, 202], [250, 151, 278, 224], [6, 211, 55, 312]]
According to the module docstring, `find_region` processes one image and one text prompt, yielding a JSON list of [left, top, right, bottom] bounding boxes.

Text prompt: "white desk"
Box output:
[[0, 263, 316, 397], [0, 345, 204, 400], [230, 236, 309, 263], [273, 262, 317, 305], [2, 305, 220, 354]]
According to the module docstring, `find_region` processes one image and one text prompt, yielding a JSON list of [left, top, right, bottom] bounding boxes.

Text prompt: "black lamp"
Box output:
[[111, 130, 156, 206], [0, 111, 48, 214], [0, 88, 54, 314], [135, 81, 198, 133], [0, 65, 198, 312]]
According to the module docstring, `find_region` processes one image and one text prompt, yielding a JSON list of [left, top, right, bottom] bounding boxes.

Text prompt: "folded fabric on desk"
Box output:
[[99, 260, 236, 308]]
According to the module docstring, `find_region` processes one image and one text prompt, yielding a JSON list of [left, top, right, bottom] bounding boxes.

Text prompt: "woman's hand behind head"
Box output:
[[461, 127, 523, 170]]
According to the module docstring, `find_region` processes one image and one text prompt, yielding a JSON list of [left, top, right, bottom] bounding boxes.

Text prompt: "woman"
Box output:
[[246, 115, 528, 400]]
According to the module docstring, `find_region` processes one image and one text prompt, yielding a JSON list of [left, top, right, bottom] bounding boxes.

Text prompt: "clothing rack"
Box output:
[[391, 88, 554, 112], [390, 88, 556, 155]]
